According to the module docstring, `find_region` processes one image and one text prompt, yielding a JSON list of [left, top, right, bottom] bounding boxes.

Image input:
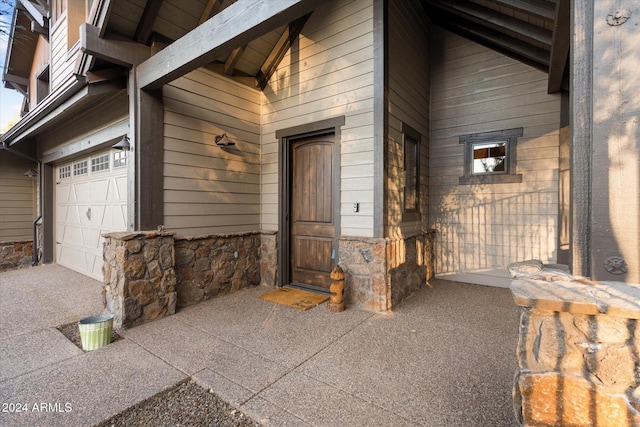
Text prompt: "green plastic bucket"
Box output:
[[78, 314, 114, 351]]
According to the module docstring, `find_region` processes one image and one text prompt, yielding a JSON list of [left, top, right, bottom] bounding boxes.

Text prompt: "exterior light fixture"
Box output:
[[214, 133, 235, 146], [23, 169, 38, 177], [112, 135, 131, 151]]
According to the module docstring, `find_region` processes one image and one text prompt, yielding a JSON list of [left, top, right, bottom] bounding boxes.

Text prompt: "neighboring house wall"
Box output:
[[261, 0, 375, 237], [429, 28, 561, 287], [386, 0, 430, 238], [163, 68, 262, 236], [0, 154, 36, 242]]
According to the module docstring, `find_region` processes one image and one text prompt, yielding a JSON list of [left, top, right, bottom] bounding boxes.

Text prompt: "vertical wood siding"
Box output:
[[386, 0, 430, 238], [261, 0, 375, 237], [429, 28, 561, 286], [163, 68, 261, 236], [0, 156, 36, 242]]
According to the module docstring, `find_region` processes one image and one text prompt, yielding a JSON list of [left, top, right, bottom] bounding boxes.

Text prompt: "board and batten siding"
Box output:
[[261, 0, 375, 237], [429, 28, 561, 287], [0, 155, 36, 242], [386, 0, 430, 237], [163, 68, 261, 236]]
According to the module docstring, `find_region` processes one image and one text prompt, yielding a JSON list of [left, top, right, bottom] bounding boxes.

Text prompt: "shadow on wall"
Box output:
[[434, 189, 558, 278]]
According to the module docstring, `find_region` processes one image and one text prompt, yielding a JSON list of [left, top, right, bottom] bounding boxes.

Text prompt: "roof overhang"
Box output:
[[0, 76, 126, 148], [2, 6, 39, 95]]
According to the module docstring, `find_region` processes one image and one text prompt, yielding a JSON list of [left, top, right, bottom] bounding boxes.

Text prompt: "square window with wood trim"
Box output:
[[459, 128, 523, 185]]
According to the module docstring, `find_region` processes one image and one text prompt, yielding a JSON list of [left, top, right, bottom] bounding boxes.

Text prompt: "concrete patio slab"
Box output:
[[253, 371, 419, 426], [0, 339, 187, 427], [176, 287, 375, 368], [0, 265, 104, 340], [0, 327, 82, 381], [0, 265, 520, 427]]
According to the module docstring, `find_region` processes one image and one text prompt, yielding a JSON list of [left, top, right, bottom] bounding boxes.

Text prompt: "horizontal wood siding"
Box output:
[[49, 12, 76, 92], [0, 155, 36, 242], [163, 68, 261, 236], [386, 0, 430, 238], [429, 28, 561, 286], [261, 0, 375, 237]]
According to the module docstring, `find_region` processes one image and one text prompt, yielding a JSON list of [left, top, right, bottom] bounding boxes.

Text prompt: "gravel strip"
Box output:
[[94, 381, 261, 427], [57, 322, 122, 350], [56, 324, 260, 425]]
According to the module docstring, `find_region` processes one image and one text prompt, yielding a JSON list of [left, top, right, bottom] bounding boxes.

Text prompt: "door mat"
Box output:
[[259, 287, 329, 311]]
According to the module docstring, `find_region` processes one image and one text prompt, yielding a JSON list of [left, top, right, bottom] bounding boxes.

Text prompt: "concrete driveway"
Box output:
[[0, 264, 518, 426]]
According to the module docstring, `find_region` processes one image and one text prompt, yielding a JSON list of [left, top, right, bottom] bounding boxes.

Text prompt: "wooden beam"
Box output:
[[569, 0, 592, 277], [86, 67, 127, 83], [30, 20, 48, 36], [203, 63, 258, 87], [547, 0, 570, 93], [80, 23, 151, 67], [3, 73, 29, 87], [76, 0, 114, 75], [134, 0, 163, 44], [199, 0, 221, 25], [137, 0, 322, 91], [17, 0, 48, 29], [135, 88, 164, 230], [256, 13, 311, 89], [431, 10, 550, 68], [427, 0, 552, 46], [8, 81, 28, 97], [88, 0, 113, 37], [224, 46, 246, 75], [488, 0, 555, 22]]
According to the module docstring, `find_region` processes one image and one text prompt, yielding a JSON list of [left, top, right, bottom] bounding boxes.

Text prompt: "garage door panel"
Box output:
[[75, 182, 93, 203], [56, 150, 128, 282], [82, 227, 101, 250], [61, 225, 83, 245], [115, 205, 127, 229], [57, 244, 88, 274], [57, 185, 71, 203], [115, 176, 127, 199], [90, 178, 110, 202]]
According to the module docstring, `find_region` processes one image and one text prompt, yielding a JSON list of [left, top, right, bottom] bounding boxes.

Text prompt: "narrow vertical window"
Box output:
[[402, 123, 421, 221]]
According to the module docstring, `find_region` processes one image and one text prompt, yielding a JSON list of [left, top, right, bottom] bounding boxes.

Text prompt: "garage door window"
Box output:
[[91, 154, 110, 172], [59, 165, 71, 180], [113, 151, 128, 168], [73, 160, 88, 176]]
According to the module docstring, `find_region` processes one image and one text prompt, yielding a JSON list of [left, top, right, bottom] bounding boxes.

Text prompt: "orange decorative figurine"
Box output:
[[328, 266, 345, 312]]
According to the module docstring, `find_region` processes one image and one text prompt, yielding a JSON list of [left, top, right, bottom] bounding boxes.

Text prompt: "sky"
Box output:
[[0, 0, 23, 133]]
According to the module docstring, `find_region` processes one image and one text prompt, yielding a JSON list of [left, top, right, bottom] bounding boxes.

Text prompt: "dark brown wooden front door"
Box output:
[[289, 134, 336, 290]]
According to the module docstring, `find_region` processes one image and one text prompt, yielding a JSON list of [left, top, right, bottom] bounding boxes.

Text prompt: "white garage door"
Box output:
[[55, 150, 128, 281]]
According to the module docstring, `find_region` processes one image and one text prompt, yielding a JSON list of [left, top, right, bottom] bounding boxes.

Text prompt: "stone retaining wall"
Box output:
[[102, 228, 432, 326], [174, 231, 265, 308], [339, 231, 435, 311], [102, 231, 177, 328], [0, 241, 34, 271], [102, 230, 275, 327], [509, 260, 640, 427]]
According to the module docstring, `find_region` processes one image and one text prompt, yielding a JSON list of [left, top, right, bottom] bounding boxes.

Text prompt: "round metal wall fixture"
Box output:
[[604, 256, 628, 275]]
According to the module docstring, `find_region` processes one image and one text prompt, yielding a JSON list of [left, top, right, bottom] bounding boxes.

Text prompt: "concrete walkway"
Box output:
[[0, 265, 518, 426]]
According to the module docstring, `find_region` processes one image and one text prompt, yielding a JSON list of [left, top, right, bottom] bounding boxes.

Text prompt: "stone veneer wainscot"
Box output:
[[0, 240, 34, 271], [102, 230, 278, 328], [509, 260, 640, 427]]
